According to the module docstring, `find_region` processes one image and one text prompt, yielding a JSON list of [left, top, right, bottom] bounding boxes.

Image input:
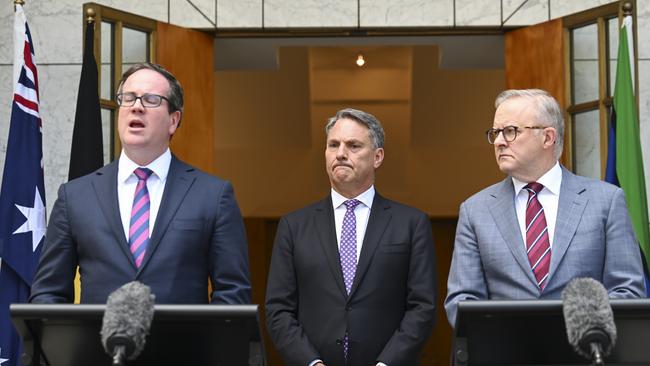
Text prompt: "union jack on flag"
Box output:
[[0, 4, 46, 365]]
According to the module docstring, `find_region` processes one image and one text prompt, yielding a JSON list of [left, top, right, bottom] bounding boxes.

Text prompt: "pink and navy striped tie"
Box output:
[[129, 167, 153, 268], [524, 182, 551, 289]]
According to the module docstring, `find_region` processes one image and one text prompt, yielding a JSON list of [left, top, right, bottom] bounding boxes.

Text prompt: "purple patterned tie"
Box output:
[[129, 168, 153, 268], [339, 199, 360, 361]]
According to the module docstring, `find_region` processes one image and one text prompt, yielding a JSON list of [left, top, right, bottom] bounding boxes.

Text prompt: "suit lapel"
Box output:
[[488, 178, 538, 287], [349, 194, 391, 298], [138, 156, 196, 273], [91, 161, 134, 266], [547, 168, 587, 283], [314, 196, 348, 298]]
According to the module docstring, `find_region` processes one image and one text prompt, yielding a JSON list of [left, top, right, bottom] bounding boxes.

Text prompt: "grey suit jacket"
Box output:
[[445, 166, 646, 326]]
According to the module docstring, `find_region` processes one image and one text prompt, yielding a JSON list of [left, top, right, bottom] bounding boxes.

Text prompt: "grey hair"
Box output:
[[495, 89, 564, 158], [325, 108, 385, 149]]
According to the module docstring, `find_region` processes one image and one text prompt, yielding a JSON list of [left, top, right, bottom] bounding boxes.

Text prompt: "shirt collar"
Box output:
[[331, 185, 375, 210], [512, 161, 562, 196], [118, 148, 172, 183]]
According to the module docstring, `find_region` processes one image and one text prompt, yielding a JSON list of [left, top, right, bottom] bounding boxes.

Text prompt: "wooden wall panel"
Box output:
[[215, 46, 506, 217], [156, 22, 215, 174], [505, 18, 566, 108]]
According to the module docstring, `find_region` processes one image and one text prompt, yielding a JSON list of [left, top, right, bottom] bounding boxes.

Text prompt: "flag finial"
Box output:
[[14, 0, 24, 11], [622, 1, 633, 16], [86, 7, 96, 23]]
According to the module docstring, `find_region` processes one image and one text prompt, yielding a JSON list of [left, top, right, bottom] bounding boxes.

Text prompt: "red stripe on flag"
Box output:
[[14, 93, 39, 113], [22, 41, 39, 93]]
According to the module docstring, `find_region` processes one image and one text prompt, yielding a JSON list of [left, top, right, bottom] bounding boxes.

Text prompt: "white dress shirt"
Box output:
[[331, 185, 375, 260], [117, 149, 171, 241], [512, 161, 562, 247]]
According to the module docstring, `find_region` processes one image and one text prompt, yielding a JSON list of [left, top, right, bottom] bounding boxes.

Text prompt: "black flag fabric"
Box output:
[[69, 19, 103, 181]]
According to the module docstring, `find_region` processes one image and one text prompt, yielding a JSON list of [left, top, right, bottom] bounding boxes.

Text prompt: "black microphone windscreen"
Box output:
[[562, 277, 616, 358], [101, 281, 155, 360]]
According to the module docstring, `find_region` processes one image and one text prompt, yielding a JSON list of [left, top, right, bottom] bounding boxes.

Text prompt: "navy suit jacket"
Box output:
[[265, 194, 437, 366], [30, 156, 251, 304]]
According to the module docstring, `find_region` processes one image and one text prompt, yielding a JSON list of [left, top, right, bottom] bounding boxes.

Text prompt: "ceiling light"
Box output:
[[356, 54, 365, 67]]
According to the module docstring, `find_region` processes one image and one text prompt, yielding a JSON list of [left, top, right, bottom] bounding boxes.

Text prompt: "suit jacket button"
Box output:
[[346, 306, 352, 311], [336, 338, 342, 345]]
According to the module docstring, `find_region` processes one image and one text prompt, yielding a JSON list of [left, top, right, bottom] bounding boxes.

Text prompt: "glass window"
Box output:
[[564, 2, 624, 179], [607, 17, 619, 96], [101, 108, 113, 163], [571, 23, 599, 105], [573, 110, 601, 179], [87, 3, 156, 161], [100, 21, 113, 100], [122, 27, 149, 70]]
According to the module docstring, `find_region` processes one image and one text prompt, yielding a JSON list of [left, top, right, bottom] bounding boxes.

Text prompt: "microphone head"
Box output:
[[101, 281, 155, 360], [562, 277, 616, 359]]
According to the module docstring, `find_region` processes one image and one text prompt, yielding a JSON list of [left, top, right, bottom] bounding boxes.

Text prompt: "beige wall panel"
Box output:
[[310, 69, 411, 102], [214, 47, 317, 216], [214, 45, 504, 218], [215, 48, 311, 149], [410, 46, 506, 216]]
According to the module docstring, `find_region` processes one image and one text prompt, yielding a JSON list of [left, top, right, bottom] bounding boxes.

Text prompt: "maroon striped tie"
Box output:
[[524, 182, 551, 289]]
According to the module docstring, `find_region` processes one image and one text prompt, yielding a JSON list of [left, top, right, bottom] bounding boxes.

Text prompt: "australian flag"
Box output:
[[0, 4, 46, 366]]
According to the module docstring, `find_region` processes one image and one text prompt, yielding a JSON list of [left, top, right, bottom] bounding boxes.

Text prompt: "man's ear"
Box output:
[[374, 148, 385, 169], [544, 127, 557, 149], [169, 110, 181, 135]]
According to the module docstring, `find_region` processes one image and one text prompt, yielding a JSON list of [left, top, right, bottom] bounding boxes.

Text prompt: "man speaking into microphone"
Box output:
[[29, 63, 251, 305]]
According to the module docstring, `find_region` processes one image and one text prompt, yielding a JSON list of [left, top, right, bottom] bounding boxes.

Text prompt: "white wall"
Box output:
[[3, 0, 646, 219]]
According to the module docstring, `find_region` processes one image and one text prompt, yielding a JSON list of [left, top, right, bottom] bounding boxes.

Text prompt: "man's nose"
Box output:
[[493, 130, 507, 146], [130, 97, 146, 111], [336, 145, 347, 158]]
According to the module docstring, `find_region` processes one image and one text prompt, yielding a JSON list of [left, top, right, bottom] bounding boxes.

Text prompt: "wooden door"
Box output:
[[156, 23, 215, 174]]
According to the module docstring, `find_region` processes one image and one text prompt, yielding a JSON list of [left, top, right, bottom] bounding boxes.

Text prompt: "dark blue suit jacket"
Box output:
[[30, 156, 251, 304]]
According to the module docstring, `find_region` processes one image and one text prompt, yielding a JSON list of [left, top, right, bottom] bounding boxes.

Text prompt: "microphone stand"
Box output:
[[590, 342, 604, 366], [112, 345, 126, 366]]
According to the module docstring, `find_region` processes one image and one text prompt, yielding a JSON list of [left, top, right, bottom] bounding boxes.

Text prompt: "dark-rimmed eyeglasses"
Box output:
[[486, 125, 547, 144], [116, 92, 170, 108]]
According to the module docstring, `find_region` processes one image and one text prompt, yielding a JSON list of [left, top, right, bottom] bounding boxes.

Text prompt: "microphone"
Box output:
[[100, 281, 155, 366], [562, 277, 617, 366]]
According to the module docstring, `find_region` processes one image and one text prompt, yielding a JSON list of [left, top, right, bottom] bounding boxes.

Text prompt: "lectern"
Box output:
[[11, 304, 265, 366], [453, 299, 650, 366]]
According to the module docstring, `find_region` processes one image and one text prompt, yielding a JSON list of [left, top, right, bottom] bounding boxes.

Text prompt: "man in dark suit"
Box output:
[[30, 63, 251, 304], [265, 108, 437, 366]]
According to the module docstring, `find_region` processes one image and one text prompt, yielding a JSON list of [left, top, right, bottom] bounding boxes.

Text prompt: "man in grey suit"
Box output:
[[266, 108, 437, 366], [30, 63, 251, 304], [445, 88, 646, 326]]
